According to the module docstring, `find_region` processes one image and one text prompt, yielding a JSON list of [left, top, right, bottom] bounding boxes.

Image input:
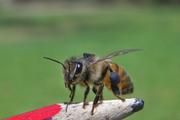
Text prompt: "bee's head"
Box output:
[[63, 57, 85, 85], [43, 56, 87, 86]]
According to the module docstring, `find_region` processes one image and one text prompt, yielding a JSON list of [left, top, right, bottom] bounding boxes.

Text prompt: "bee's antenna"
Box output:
[[43, 57, 66, 69]]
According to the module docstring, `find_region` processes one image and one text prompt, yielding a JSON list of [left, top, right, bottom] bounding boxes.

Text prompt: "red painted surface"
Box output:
[[6, 104, 62, 120]]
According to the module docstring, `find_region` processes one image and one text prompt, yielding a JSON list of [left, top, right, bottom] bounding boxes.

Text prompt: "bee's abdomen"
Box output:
[[121, 75, 134, 94], [118, 67, 134, 95], [103, 63, 134, 95]]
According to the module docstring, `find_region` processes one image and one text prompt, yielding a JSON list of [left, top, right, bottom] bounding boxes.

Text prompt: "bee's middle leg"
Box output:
[[91, 84, 104, 115], [92, 86, 103, 103], [83, 81, 90, 109]]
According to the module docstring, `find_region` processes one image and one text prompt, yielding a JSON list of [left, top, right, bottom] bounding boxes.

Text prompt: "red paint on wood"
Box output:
[[6, 104, 61, 120]]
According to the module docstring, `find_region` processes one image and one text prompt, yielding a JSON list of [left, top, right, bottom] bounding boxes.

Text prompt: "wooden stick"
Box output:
[[6, 98, 144, 120], [55, 98, 144, 120]]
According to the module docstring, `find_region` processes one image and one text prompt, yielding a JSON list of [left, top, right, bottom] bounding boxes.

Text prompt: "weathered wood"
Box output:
[[6, 98, 144, 120], [53, 98, 144, 120]]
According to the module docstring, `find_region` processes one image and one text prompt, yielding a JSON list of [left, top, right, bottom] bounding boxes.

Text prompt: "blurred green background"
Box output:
[[0, 0, 180, 120]]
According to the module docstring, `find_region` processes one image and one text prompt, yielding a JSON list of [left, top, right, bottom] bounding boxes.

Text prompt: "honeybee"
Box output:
[[44, 49, 141, 115]]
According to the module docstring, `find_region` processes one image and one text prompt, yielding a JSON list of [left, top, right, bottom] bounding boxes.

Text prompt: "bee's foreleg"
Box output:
[[66, 85, 76, 112], [91, 84, 104, 115], [67, 84, 72, 98], [83, 81, 90, 109], [70, 85, 76, 102]]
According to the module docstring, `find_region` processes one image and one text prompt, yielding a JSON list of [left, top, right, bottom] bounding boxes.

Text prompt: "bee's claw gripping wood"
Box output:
[[6, 98, 144, 120]]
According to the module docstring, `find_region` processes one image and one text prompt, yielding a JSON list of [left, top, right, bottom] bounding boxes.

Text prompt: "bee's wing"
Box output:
[[94, 48, 142, 63]]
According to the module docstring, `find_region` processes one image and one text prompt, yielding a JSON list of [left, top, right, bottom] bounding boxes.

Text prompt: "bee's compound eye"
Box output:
[[75, 62, 82, 74]]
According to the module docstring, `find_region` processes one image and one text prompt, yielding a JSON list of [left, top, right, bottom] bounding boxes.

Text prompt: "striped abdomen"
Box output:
[[103, 63, 134, 95]]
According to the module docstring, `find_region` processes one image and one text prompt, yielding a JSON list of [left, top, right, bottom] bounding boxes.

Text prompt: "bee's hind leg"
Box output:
[[111, 84, 125, 102], [115, 95, 125, 102], [110, 71, 125, 102], [82, 81, 90, 109]]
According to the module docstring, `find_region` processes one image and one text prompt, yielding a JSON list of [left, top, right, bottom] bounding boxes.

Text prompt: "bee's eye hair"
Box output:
[[75, 62, 82, 74]]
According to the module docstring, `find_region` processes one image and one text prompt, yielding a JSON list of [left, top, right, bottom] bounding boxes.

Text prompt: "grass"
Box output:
[[0, 6, 180, 119]]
